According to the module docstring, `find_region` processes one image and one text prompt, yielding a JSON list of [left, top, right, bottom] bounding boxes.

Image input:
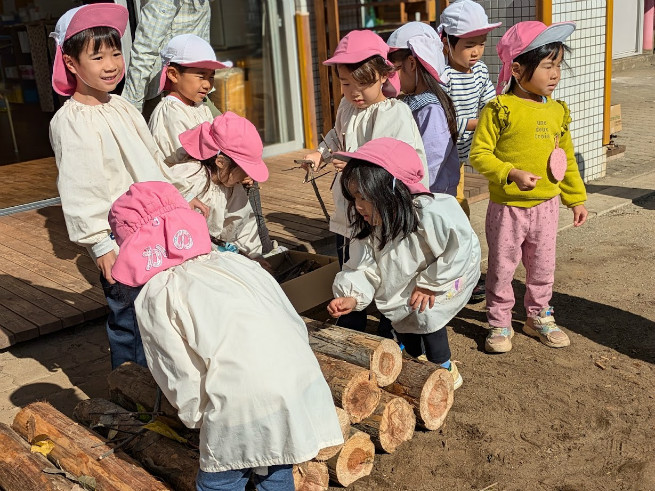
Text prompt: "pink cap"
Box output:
[[323, 30, 400, 98], [158, 34, 231, 94], [387, 22, 449, 85], [109, 181, 212, 287], [49, 4, 128, 96], [437, 0, 501, 39], [179, 112, 269, 183], [334, 138, 429, 194], [496, 21, 575, 95]]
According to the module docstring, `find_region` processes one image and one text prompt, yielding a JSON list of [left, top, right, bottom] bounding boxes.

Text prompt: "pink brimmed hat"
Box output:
[[179, 112, 269, 182], [496, 21, 576, 95], [437, 0, 501, 39], [387, 22, 449, 85], [50, 4, 128, 96], [334, 138, 429, 194], [109, 181, 212, 287], [158, 34, 231, 94], [323, 30, 400, 98]]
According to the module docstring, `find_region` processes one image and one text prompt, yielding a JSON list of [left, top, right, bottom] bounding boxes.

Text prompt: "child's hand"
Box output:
[[96, 250, 117, 284], [327, 297, 357, 317], [189, 197, 210, 217], [303, 151, 322, 171], [572, 204, 588, 227], [410, 286, 436, 313], [508, 169, 541, 191], [332, 158, 347, 172], [241, 176, 254, 187]]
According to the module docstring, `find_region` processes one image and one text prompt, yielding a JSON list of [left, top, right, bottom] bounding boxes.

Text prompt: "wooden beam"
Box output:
[[314, 0, 334, 134], [536, 0, 552, 25], [603, 0, 614, 145], [326, 0, 342, 125], [295, 12, 319, 150]]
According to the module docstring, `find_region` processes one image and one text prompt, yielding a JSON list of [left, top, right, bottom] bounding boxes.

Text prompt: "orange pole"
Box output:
[[603, 0, 614, 145], [536, 0, 552, 25]]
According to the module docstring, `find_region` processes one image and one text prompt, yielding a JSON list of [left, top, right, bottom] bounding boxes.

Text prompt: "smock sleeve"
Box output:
[[50, 119, 116, 261], [469, 98, 514, 185], [135, 278, 208, 429], [332, 239, 379, 311], [149, 107, 195, 166], [555, 101, 587, 207]]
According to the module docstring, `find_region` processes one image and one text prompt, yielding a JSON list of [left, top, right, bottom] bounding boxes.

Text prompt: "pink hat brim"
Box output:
[[323, 49, 381, 66], [457, 22, 502, 38], [179, 122, 218, 160], [158, 60, 228, 94], [227, 154, 270, 183]]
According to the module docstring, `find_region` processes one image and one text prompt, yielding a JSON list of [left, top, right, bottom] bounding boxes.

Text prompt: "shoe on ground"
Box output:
[[468, 278, 486, 304], [448, 361, 463, 390], [263, 240, 288, 258], [485, 326, 514, 353], [523, 306, 570, 348]]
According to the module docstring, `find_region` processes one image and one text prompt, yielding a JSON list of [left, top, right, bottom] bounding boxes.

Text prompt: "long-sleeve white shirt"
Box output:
[[135, 252, 344, 472], [333, 194, 481, 334]]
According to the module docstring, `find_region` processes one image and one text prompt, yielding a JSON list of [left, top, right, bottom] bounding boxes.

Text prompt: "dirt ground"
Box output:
[[344, 194, 655, 491]]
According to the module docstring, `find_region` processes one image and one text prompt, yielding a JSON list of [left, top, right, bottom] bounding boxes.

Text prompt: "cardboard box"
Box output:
[[268, 250, 339, 314], [610, 104, 622, 134]]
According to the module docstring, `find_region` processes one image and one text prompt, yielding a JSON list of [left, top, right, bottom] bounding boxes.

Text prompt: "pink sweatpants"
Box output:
[[485, 197, 559, 327]]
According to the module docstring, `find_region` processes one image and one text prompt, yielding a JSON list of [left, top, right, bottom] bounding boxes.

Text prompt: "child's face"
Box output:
[[445, 34, 487, 73], [512, 48, 564, 98], [337, 65, 387, 109], [215, 156, 248, 187], [348, 182, 379, 225], [167, 67, 215, 104], [64, 40, 124, 98]]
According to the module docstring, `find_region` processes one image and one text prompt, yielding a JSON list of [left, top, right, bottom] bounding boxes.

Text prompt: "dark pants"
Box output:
[[100, 275, 145, 369], [247, 183, 274, 254], [196, 465, 294, 491], [396, 328, 451, 365]]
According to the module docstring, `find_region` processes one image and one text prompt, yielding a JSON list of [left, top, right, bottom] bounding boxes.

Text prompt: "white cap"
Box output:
[[387, 22, 449, 85], [438, 0, 501, 38]]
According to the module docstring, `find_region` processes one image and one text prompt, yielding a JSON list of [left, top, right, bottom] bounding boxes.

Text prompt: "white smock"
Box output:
[[330, 97, 429, 237], [135, 251, 344, 472], [148, 97, 262, 257], [49, 95, 167, 261], [333, 194, 481, 334]]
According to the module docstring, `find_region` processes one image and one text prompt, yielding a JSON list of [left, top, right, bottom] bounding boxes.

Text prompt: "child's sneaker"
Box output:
[[468, 277, 486, 304], [523, 306, 570, 348], [485, 326, 514, 353], [448, 361, 463, 390], [263, 240, 288, 258]]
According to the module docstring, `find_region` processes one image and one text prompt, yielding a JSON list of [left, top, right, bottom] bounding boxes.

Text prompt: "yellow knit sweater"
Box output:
[[469, 93, 587, 208]]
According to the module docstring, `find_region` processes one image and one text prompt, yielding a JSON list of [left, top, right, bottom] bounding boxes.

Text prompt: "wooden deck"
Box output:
[[0, 154, 487, 348]]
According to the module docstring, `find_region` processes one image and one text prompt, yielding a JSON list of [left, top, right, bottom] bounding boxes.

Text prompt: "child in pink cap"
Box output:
[[305, 29, 429, 335], [48, 4, 207, 369], [108, 181, 343, 491], [177, 112, 271, 259], [469, 21, 588, 353], [327, 138, 481, 390]]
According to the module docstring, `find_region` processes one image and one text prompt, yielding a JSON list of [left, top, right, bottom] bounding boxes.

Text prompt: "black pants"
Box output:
[[396, 328, 451, 365], [335, 234, 393, 339]]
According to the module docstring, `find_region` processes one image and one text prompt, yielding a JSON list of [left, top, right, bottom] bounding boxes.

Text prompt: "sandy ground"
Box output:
[[344, 194, 655, 491]]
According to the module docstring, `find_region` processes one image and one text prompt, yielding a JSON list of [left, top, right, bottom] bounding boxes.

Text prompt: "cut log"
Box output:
[[304, 317, 402, 386], [383, 356, 454, 430], [0, 423, 83, 490], [314, 406, 351, 461], [326, 429, 375, 487], [74, 398, 198, 491], [107, 362, 181, 427], [313, 352, 381, 423], [292, 461, 329, 491], [354, 391, 415, 453], [12, 402, 171, 491]]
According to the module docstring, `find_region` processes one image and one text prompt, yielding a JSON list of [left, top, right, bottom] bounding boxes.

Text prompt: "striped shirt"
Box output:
[[122, 0, 211, 111], [442, 61, 496, 160]]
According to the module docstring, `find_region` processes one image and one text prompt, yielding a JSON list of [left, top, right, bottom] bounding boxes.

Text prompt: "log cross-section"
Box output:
[[292, 460, 329, 491], [326, 429, 375, 487], [354, 391, 415, 453]]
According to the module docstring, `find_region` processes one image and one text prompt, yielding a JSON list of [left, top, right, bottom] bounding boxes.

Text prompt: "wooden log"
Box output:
[[107, 362, 181, 428], [74, 398, 198, 491], [384, 356, 454, 430], [12, 402, 171, 491], [304, 317, 402, 386], [292, 461, 329, 491], [314, 406, 350, 461], [0, 423, 83, 490], [326, 429, 375, 487], [354, 391, 415, 453], [313, 352, 381, 423]]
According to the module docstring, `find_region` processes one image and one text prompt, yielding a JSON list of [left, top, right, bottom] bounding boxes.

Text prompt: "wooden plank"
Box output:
[[0, 285, 61, 334], [326, 0, 341, 125], [0, 304, 38, 347], [314, 0, 333, 135]]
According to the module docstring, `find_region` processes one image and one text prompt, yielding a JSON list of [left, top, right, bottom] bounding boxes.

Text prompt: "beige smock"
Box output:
[[49, 95, 167, 261], [330, 97, 429, 237], [148, 97, 262, 257], [135, 251, 344, 472], [333, 194, 481, 334]]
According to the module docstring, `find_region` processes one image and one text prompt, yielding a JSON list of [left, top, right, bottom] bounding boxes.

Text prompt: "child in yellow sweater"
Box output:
[[469, 21, 588, 353]]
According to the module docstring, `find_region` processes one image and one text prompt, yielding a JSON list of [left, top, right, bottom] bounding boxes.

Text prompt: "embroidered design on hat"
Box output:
[[173, 229, 194, 250], [143, 244, 168, 271]]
